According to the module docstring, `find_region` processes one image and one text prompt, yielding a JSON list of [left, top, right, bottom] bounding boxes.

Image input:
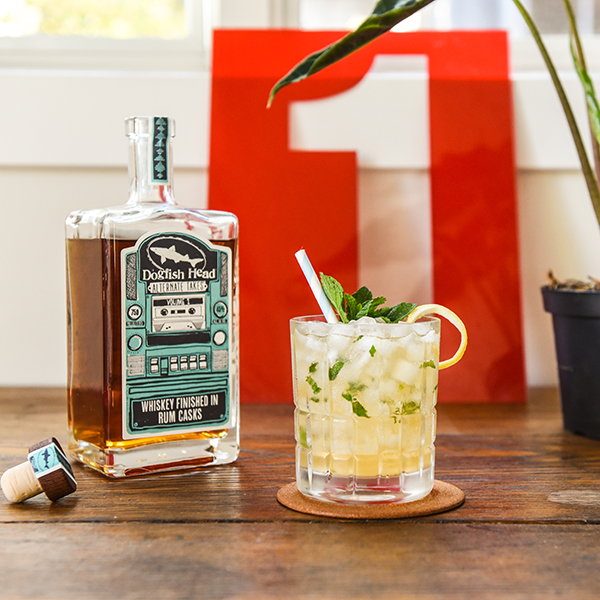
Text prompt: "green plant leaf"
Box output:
[[565, 8, 600, 148], [352, 286, 373, 305], [329, 360, 346, 380], [355, 299, 371, 320], [267, 0, 437, 106], [401, 400, 421, 415], [351, 399, 371, 418], [562, 0, 600, 185], [511, 0, 600, 225], [356, 296, 387, 319], [344, 293, 360, 321], [298, 424, 308, 448], [306, 375, 321, 395], [269, 0, 600, 231], [384, 302, 417, 323], [318, 273, 415, 323], [342, 391, 370, 418], [320, 273, 348, 323], [348, 381, 367, 393]]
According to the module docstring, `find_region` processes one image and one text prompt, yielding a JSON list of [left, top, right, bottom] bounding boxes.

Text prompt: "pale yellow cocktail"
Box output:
[[291, 315, 440, 504]]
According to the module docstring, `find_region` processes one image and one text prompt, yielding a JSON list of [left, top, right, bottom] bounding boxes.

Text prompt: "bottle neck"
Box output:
[[126, 116, 175, 205]]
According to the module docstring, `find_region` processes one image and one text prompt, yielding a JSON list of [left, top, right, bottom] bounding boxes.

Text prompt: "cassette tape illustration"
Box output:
[[151, 294, 206, 332]]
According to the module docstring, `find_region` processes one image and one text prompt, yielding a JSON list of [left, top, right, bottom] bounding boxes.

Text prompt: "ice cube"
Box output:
[[404, 332, 426, 364], [355, 316, 377, 325], [391, 360, 420, 386], [422, 330, 439, 345]]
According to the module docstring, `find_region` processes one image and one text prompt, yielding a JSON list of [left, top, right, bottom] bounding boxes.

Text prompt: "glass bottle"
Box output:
[[65, 116, 239, 477]]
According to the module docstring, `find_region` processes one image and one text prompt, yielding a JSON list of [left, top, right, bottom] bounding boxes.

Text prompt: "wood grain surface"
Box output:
[[1, 387, 599, 599]]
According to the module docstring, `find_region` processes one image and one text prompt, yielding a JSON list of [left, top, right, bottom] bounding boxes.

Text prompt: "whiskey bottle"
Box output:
[[65, 116, 239, 477]]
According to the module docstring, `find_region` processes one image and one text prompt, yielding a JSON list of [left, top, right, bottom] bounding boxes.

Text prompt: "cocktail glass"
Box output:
[[291, 315, 441, 504]]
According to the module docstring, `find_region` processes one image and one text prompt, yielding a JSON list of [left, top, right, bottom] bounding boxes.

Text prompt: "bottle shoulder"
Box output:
[[66, 203, 238, 241]]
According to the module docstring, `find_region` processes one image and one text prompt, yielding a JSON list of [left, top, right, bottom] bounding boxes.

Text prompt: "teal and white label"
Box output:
[[151, 117, 169, 184], [121, 231, 233, 439], [28, 443, 75, 482]]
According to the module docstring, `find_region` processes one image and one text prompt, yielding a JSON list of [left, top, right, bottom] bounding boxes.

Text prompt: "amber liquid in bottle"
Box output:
[[66, 117, 239, 477]]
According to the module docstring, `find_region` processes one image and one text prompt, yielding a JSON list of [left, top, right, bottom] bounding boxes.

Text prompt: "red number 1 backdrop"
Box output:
[[209, 30, 525, 404]]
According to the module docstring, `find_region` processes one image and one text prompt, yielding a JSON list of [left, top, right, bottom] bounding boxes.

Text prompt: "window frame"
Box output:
[[0, 0, 210, 71]]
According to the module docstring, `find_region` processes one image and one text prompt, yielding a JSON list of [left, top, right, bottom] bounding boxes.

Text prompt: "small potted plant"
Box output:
[[268, 0, 600, 439]]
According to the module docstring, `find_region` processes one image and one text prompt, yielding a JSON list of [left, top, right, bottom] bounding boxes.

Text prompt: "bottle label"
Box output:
[[121, 232, 233, 439], [28, 441, 76, 483], [151, 117, 170, 184]]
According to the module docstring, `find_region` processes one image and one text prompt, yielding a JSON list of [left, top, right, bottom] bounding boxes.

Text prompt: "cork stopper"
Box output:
[[1, 438, 77, 503], [1, 461, 43, 503]]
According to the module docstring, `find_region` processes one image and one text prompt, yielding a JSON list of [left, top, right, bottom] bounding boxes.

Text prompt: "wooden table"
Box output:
[[1, 387, 599, 599]]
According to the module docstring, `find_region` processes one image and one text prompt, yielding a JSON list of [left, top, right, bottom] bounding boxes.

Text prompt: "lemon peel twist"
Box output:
[[406, 304, 468, 370]]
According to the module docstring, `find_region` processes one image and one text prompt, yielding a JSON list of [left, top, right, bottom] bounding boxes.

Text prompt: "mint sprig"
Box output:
[[320, 273, 416, 323]]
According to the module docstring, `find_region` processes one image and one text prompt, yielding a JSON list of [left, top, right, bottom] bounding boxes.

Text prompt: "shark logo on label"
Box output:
[[145, 236, 208, 273], [150, 245, 204, 267]]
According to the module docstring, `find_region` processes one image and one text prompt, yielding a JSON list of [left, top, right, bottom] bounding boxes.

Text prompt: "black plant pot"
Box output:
[[542, 286, 600, 440]]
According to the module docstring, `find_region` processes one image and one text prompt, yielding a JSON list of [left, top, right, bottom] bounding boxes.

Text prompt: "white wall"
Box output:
[[1, 41, 599, 389]]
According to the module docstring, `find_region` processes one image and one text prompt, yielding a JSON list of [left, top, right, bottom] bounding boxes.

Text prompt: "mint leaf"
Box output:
[[352, 286, 372, 305], [370, 296, 387, 314], [402, 401, 421, 415], [310, 396, 320, 403], [369, 345, 377, 357], [329, 360, 345, 380], [385, 302, 417, 323], [341, 391, 369, 417], [320, 273, 348, 323], [298, 425, 308, 448], [348, 381, 367, 393], [374, 306, 392, 319], [344, 293, 360, 321], [306, 375, 321, 395], [309, 362, 318, 373], [355, 295, 386, 319], [365, 296, 387, 318], [355, 299, 372, 319], [420, 359, 436, 369], [352, 399, 370, 418]]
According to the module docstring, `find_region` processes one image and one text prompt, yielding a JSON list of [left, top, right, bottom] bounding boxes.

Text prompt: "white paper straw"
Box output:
[[295, 249, 338, 323]]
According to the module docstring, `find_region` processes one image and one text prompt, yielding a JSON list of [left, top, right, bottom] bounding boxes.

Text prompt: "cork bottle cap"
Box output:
[[1, 461, 42, 503], [1, 438, 77, 503]]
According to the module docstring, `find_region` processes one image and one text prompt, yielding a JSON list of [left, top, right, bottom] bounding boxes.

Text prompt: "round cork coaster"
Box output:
[[277, 480, 464, 519]]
